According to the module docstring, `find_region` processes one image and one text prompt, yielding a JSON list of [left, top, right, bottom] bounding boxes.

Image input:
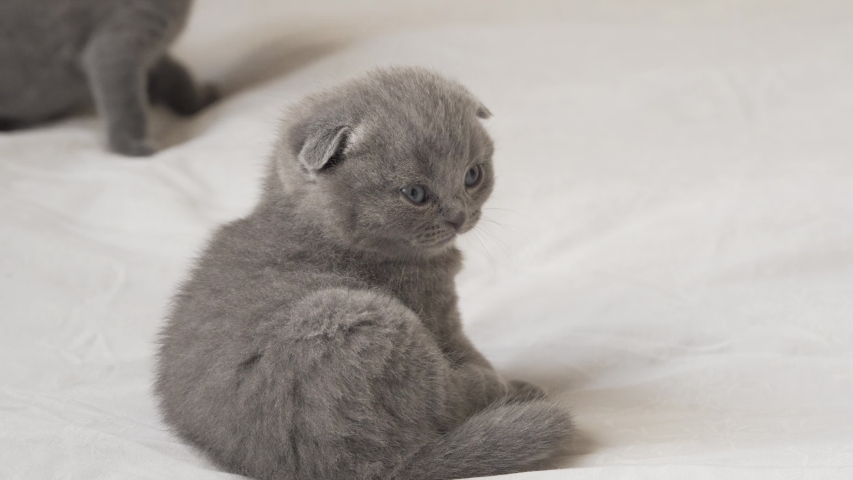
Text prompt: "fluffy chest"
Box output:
[[359, 251, 463, 342]]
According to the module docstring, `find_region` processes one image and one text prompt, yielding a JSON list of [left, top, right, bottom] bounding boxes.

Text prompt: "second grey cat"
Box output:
[[0, 0, 216, 156], [155, 67, 572, 479]]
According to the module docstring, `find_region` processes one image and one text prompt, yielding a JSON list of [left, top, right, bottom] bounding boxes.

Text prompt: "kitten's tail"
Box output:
[[394, 400, 573, 480]]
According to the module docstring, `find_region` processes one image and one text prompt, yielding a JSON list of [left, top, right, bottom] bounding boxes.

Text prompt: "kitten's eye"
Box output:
[[464, 165, 482, 187], [401, 185, 428, 205]]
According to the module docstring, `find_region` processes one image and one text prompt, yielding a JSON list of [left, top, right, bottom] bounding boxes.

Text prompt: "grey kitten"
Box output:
[[155, 67, 572, 480], [0, 0, 216, 156]]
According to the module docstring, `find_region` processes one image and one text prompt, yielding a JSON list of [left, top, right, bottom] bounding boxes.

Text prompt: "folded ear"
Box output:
[[298, 125, 351, 173], [475, 104, 492, 119]]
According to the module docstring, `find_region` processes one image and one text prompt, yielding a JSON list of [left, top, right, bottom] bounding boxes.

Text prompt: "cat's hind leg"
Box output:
[[232, 288, 567, 479], [148, 55, 218, 116], [185, 288, 457, 479]]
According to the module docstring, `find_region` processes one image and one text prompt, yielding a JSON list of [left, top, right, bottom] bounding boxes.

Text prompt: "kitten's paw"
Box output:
[[109, 137, 156, 157], [506, 379, 547, 403]]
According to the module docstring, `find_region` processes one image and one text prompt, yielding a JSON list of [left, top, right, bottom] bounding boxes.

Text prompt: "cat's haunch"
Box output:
[[154, 67, 572, 480]]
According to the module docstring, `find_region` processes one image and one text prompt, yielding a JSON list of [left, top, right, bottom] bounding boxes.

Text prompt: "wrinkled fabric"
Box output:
[[1, 1, 852, 479]]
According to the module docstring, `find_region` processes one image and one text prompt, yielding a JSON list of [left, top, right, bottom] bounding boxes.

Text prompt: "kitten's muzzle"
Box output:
[[446, 212, 466, 231]]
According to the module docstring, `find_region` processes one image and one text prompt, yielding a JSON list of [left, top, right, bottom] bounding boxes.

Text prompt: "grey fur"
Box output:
[[0, 0, 216, 156], [155, 67, 572, 479]]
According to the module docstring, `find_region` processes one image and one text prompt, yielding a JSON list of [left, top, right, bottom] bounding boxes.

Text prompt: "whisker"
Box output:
[[475, 224, 513, 262], [482, 207, 523, 214], [469, 229, 498, 276], [478, 217, 525, 237]]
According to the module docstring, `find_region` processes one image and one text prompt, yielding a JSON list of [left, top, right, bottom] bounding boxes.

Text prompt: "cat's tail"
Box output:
[[394, 400, 573, 480]]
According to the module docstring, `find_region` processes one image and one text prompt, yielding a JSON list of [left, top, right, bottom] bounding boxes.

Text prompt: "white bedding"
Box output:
[[2, 1, 852, 479]]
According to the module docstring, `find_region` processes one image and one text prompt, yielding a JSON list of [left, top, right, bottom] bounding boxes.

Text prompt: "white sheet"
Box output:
[[2, 1, 852, 479]]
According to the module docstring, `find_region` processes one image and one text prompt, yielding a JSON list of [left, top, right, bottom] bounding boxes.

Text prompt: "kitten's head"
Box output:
[[270, 67, 495, 258]]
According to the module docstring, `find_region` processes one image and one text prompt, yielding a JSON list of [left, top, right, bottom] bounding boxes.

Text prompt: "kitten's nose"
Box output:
[[446, 212, 466, 231]]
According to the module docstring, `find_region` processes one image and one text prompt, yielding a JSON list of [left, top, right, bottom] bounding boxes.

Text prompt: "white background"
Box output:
[[1, 1, 852, 478]]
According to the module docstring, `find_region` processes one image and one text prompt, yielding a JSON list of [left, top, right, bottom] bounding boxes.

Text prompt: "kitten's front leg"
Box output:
[[507, 379, 547, 402], [82, 33, 155, 157], [444, 356, 511, 420], [444, 328, 547, 406]]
